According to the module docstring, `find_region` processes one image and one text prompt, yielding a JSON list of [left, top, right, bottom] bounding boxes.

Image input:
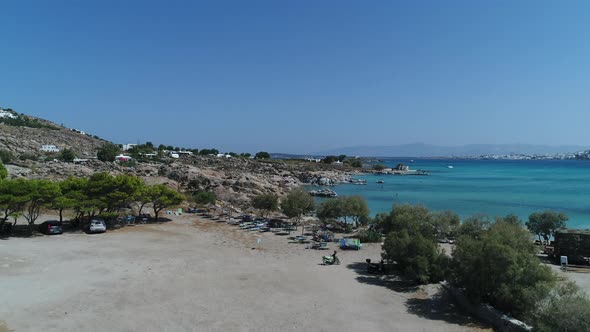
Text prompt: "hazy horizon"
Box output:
[[3, 1, 590, 154]]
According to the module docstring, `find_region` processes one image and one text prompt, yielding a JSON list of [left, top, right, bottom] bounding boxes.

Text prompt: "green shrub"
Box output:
[[378, 204, 448, 284], [347, 159, 362, 168], [19, 153, 38, 161], [118, 159, 137, 168], [356, 229, 382, 243], [383, 229, 448, 284], [59, 149, 76, 162], [255, 151, 271, 159], [193, 191, 216, 205], [0, 112, 58, 129], [451, 220, 556, 317], [0, 149, 15, 164], [97, 144, 120, 162], [372, 164, 386, 171], [531, 281, 590, 331], [0, 163, 7, 179]]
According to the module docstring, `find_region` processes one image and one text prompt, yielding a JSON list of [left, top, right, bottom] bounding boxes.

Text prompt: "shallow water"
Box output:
[[324, 159, 590, 229]]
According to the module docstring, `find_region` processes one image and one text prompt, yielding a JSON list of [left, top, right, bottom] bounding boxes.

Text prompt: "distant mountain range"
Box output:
[[314, 143, 590, 158]]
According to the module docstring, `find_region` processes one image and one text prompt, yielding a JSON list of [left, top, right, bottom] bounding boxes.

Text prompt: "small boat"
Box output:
[[376, 180, 384, 184], [447, 165, 454, 169]]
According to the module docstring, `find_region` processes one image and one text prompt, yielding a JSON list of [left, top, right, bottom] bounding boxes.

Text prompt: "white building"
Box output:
[[115, 154, 132, 162], [0, 108, 17, 119], [176, 151, 193, 156], [122, 144, 137, 151], [71, 128, 86, 135], [40, 145, 60, 152]]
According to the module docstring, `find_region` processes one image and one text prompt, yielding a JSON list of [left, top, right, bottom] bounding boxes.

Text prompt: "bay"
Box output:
[[321, 159, 590, 229]]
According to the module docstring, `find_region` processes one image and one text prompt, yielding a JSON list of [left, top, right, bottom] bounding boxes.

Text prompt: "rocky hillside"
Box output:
[[1, 107, 360, 210], [7, 156, 358, 210], [0, 107, 108, 159]]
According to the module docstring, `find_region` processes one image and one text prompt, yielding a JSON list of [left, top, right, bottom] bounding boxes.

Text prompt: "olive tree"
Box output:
[[526, 210, 568, 244], [251, 194, 278, 217], [281, 188, 315, 234]]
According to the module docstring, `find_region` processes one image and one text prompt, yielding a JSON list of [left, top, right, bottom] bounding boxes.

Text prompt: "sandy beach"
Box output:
[[0, 215, 489, 332]]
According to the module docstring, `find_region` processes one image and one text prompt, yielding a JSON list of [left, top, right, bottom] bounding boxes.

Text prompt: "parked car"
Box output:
[[88, 219, 107, 233], [38, 220, 63, 235]]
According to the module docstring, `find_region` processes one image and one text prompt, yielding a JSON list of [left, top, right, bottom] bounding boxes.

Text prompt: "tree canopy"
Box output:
[[321, 155, 338, 164], [255, 151, 270, 159], [317, 196, 370, 226], [97, 144, 120, 162], [372, 164, 386, 171], [347, 159, 362, 168], [526, 210, 568, 243], [379, 204, 447, 284], [193, 191, 217, 205], [281, 188, 315, 222], [146, 184, 185, 221], [59, 148, 76, 162], [451, 219, 557, 317], [199, 148, 219, 156], [21, 179, 61, 230], [251, 194, 278, 217]]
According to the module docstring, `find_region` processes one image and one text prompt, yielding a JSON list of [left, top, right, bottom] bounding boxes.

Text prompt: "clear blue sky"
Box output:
[[2, 1, 590, 154]]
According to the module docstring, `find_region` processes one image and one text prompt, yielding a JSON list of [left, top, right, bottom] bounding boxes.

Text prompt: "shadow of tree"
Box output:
[[346, 262, 418, 293], [406, 290, 486, 328], [346, 261, 490, 329]]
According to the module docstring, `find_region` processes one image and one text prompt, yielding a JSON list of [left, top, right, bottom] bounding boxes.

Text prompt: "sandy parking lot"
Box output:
[[1, 215, 488, 332]]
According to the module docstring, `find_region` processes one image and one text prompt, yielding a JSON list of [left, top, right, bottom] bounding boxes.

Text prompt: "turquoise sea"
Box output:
[[321, 159, 590, 229]]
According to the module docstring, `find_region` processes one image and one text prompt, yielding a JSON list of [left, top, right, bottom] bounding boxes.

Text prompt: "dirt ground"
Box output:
[[0, 215, 490, 332]]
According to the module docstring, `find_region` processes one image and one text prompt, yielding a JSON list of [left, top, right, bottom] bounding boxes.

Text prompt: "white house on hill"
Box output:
[[0, 109, 17, 119], [40, 145, 60, 152], [115, 154, 132, 162], [122, 144, 137, 151]]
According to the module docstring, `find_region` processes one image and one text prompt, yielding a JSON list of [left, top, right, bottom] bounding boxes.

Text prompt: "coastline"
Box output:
[[309, 159, 590, 229]]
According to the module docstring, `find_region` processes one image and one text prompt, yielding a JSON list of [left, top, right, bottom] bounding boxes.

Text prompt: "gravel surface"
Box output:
[[0, 215, 489, 332]]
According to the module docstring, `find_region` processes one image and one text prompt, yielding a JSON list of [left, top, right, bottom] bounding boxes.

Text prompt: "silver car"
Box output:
[[89, 219, 106, 233]]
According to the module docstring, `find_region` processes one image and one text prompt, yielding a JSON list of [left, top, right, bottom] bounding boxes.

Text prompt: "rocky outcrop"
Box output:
[[298, 172, 353, 186], [6, 155, 362, 211]]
